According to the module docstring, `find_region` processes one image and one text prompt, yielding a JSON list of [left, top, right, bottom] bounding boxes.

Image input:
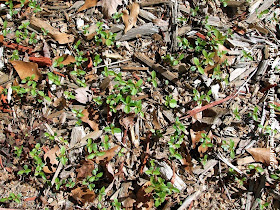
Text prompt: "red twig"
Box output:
[[29, 56, 52, 66], [53, 70, 66, 77], [3, 41, 34, 55], [132, 72, 145, 85], [180, 93, 237, 120], [122, 129, 128, 144], [260, 83, 277, 93]]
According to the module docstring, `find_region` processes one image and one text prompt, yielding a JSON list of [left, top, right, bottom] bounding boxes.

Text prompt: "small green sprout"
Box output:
[[72, 109, 84, 126], [14, 146, 23, 158], [87, 138, 105, 159], [82, 167, 103, 191], [0, 193, 21, 204], [18, 165, 31, 175], [165, 95, 177, 108], [221, 139, 235, 159], [200, 133, 213, 148], [233, 107, 241, 120]]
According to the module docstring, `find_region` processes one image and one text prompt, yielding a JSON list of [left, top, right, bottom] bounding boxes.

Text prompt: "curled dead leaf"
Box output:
[[119, 114, 135, 130], [71, 187, 96, 205], [247, 148, 278, 166], [135, 181, 154, 210], [122, 3, 140, 33], [78, 0, 97, 12], [53, 54, 76, 66], [10, 60, 41, 81], [75, 86, 93, 104], [43, 146, 60, 173], [52, 33, 75, 45], [95, 145, 120, 164], [97, 0, 122, 17], [76, 160, 96, 179], [81, 108, 99, 131]]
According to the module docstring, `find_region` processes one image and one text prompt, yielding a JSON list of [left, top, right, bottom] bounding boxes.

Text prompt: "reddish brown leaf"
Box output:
[[122, 3, 139, 33], [81, 108, 99, 131]]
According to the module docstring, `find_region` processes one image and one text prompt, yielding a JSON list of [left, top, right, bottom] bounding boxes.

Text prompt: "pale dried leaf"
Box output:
[[97, 0, 122, 17], [71, 187, 96, 205], [43, 146, 60, 173], [122, 3, 140, 33], [75, 86, 93, 104], [247, 147, 278, 166]]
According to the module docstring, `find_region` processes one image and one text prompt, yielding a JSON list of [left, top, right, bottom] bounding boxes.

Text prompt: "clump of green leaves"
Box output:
[[52, 56, 64, 68], [87, 138, 105, 159], [112, 198, 122, 210], [0, 193, 21, 204], [29, 143, 47, 180], [241, 50, 253, 61], [64, 91, 75, 100], [162, 54, 184, 66], [72, 109, 84, 126], [200, 133, 213, 148], [248, 164, 264, 173], [192, 57, 204, 74], [58, 146, 68, 165], [112, 12, 123, 22], [11, 50, 19, 61], [193, 89, 212, 105], [14, 145, 23, 158], [168, 118, 185, 160], [82, 167, 103, 191], [28, 0, 41, 13], [145, 160, 180, 207], [97, 187, 106, 210], [200, 154, 208, 166], [177, 36, 190, 50], [95, 22, 117, 47], [18, 165, 31, 175], [48, 72, 61, 85], [165, 95, 177, 108], [104, 123, 121, 135], [93, 54, 102, 67], [233, 107, 241, 120], [12, 75, 51, 102], [219, 0, 228, 7], [104, 68, 144, 115], [221, 139, 235, 159], [147, 71, 157, 88]]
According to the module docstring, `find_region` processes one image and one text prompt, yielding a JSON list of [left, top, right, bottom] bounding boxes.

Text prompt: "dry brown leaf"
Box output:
[[179, 142, 193, 175], [43, 146, 60, 173], [10, 60, 41, 81], [97, 0, 122, 17], [76, 160, 96, 179], [53, 54, 76, 66], [95, 145, 120, 164], [190, 129, 205, 149], [78, 0, 97, 12], [71, 187, 96, 205], [122, 3, 140, 33], [135, 181, 154, 210], [247, 148, 278, 166], [152, 110, 161, 130], [30, 17, 74, 45], [81, 108, 99, 131], [53, 97, 66, 110], [52, 33, 75, 45]]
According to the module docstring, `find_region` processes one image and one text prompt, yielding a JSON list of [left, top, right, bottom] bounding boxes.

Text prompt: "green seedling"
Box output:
[[258, 124, 277, 136], [168, 118, 186, 160], [14, 146, 23, 158], [202, 49, 215, 66], [221, 139, 235, 159], [28, 0, 41, 13], [55, 177, 66, 190], [219, 0, 228, 7], [112, 12, 123, 22], [177, 36, 190, 50], [165, 95, 177, 108], [147, 70, 157, 88], [200, 154, 208, 166], [97, 187, 106, 210], [112, 198, 123, 210], [200, 133, 213, 148], [18, 165, 31, 175], [257, 198, 270, 210], [194, 37, 207, 52], [104, 123, 122, 135], [87, 138, 105, 159], [95, 22, 117, 47], [248, 164, 264, 173], [193, 89, 212, 105], [162, 54, 184, 66], [235, 177, 246, 186], [29, 143, 47, 180], [241, 50, 253, 61], [117, 148, 126, 157], [2, 20, 10, 37], [53, 56, 64, 68], [190, 6, 199, 16], [48, 72, 61, 85], [145, 160, 180, 207], [0, 193, 21, 204], [257, 9, 269, 19], [64, 91, 75, 100], [11, 50, 19, 61], [66, 178, 76, 188], [58, 146, 68, 165], [102, 135, 110, 150], [5, 0, 18, 17], [192, 57, 204, 74], [233, 107, 241, 120], [82, 25, 90, 35], [93, 54, 102, 67], [72, 109, 84, 126], [41, 28, 49, 36], [82, 167, 103, 191], [44, 132, 57, 141], [252, 106, 258, 121]]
